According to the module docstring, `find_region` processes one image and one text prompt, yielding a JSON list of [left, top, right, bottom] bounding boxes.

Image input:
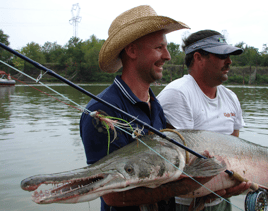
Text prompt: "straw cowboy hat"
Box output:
[[99, 5, 190, 73]]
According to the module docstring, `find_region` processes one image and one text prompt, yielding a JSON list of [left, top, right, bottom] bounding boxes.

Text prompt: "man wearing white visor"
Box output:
[[157, 30, 251, 210]]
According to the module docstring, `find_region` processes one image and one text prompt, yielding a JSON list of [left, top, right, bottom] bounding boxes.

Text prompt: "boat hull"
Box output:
[[0, 79, 16, 86]]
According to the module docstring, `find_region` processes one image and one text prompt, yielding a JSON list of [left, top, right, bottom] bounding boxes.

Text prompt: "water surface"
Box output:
[[0, 84, 267, 211]]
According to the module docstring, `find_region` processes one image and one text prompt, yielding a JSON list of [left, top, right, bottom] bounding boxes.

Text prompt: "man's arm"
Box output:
[[102, 176, 216, 207], [165, 127, 250, 201]]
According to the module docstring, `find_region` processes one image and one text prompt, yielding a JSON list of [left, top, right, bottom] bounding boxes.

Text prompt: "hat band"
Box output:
[[185, 35, 228, 55]]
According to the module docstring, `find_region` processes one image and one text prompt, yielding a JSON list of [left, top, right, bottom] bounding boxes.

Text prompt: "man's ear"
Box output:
[[193, 52, 208, 68], [193, 51, 203, 62], [124, 43, 138, 59]]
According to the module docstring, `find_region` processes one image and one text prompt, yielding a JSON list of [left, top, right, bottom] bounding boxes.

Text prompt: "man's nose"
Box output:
[[163, 47, 171, 61], [226, 56, 232, 64]]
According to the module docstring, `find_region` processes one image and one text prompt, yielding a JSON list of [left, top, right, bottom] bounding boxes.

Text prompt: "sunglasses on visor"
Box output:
[[197, 50, 230, 60]]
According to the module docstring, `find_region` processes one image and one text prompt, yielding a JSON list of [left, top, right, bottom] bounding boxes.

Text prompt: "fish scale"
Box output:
[[20, 130, 267, 206]]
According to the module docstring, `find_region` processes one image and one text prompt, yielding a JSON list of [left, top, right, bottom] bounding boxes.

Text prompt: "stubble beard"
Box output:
[[137, 63, 163, 84], [140, 69, 162, 84]]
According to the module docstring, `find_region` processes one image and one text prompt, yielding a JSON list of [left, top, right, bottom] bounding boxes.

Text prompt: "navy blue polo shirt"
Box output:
[[80, 75, 166, 211]]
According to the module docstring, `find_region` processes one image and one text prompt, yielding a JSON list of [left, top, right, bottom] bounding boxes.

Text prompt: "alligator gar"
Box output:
[[21, 130, 268, 205]]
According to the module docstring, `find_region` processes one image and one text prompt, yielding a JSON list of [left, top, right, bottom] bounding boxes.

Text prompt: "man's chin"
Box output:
[[150, 72, 162, 82], [154, 75, 163, 82], [221, 75, 228, 83]]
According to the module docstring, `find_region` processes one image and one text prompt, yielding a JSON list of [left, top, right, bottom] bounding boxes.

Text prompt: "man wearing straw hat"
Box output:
[[80, 5, 191, 211]]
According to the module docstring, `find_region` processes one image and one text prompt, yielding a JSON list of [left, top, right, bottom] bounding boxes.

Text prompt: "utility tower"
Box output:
[[69, 3, 82, 38]]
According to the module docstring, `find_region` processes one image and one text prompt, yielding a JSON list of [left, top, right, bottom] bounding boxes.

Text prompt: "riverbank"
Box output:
[[6, 65, 268, 86], [5, 62, 268, 85], [162, 64, 268, 85]]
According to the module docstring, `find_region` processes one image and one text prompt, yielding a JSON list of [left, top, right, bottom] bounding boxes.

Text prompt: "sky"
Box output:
[[1, 0, 267, 52]]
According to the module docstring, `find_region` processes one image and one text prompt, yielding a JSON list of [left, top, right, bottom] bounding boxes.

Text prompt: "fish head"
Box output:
[[20, 136, 185, 204]]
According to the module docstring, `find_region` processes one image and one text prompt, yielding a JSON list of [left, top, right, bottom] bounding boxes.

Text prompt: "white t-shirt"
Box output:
[[157, 74, 245, 206], [157, 74, 245, 134]]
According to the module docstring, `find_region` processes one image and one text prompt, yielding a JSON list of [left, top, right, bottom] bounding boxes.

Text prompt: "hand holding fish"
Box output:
[[102, 175, 217, 207], [211, 181, 252, 199], [187, 181, 252, 211], [20, 130, 268, 206], [102, 149, 226, 207]]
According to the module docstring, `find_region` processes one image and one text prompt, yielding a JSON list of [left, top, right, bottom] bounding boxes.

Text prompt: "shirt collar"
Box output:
[[114, 75, 155, 104]]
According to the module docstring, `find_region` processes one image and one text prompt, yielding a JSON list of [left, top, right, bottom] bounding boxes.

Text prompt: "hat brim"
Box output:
[[204, 45, 243, 55], [99, 16, 189, 73]]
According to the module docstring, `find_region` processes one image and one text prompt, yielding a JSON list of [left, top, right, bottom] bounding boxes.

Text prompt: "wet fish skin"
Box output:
[[168, 130, 268, 198], [20, 130, 268, 204]]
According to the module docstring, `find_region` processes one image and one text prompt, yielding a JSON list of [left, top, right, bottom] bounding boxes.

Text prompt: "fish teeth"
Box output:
[[33, 191, 39, 197], [31, 178, 95, 200]]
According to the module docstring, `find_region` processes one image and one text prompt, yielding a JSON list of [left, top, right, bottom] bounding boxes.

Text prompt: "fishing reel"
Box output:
[[245, 188, 268, 211]]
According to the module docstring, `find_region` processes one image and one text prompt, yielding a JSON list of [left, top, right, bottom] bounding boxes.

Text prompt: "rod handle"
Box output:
[[231, 171, 259, 191]]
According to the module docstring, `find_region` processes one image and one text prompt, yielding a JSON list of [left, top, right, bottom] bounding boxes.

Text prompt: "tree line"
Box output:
[[1, 29, 268, 84]]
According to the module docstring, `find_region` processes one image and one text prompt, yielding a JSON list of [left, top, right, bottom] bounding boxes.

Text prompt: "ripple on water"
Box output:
[[1, 85, 268, 210]]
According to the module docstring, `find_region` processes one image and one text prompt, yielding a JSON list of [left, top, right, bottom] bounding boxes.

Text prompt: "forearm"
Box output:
[[102, 176, 215, 207]]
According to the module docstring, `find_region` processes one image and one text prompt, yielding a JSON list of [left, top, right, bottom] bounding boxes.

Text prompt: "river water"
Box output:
[[0, 84, 268, 211]]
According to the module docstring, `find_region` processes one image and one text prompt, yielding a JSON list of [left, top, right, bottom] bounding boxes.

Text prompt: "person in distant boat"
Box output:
[[80, 5, 190, 211], [157, 30, 251, 210]]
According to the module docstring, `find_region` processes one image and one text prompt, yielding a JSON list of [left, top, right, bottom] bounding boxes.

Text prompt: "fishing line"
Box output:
[[1, 60, 132, 153], [115, 127, 244, 211], [10, 75, 83, 112], [245, 190, 268, 211], [0, 42, 213, 162], [1, 43, 262, 210], [0, 60, 86, 113], [0, 60, 243, 210]]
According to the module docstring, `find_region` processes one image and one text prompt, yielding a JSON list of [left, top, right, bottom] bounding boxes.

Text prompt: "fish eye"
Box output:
[[124, 166, 134, 174]]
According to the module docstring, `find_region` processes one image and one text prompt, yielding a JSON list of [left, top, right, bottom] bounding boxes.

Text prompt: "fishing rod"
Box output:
[[1, 42, 267, 211], [0, 42, 209, 162], [0, 42, 253, 176]]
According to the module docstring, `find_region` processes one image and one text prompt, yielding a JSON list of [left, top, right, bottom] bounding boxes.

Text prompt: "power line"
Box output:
[[69, 3, 81, 38]]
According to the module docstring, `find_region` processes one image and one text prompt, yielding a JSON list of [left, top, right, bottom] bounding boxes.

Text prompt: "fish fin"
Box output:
[[183, 157, 226, 177]]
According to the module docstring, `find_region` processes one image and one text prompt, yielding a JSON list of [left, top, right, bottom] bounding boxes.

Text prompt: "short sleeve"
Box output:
[[157, 88, 194, 129]]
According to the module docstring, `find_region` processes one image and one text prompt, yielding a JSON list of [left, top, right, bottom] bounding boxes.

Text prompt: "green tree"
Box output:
[[231, 42, 261, 66], [0, 29, 13, 71], [260, 44, 268, 66], [231, 42, 245, 66], [12, 51, 25, 71], [261, 44, 268, 54], [167, 42, 185, 65], [165, 42, 185, 81], [244, 46, 261, 66], [81, 35, 105, 81], [20, 42, 45, 75], [260, 54, 268, 67], [42, 41, 64, 63], [62, 37, 85, 80]]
